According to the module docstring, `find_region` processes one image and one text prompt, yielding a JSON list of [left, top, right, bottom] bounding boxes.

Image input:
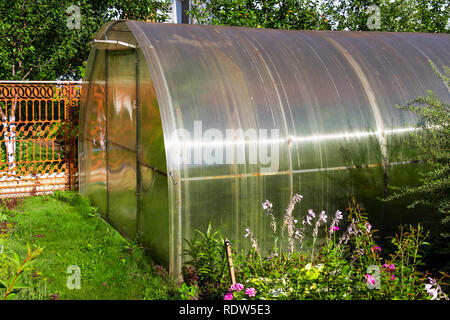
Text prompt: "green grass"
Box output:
[[0, 191, 181, 300]]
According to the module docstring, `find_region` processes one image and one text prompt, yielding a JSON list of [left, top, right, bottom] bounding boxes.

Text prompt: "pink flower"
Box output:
[[224, 292, 234, 300], [230, 283, 244, 292], [330, 226, 340, 232], [365, 274, 376, 286], [382, 263, 396, 275], [372, 246, 382, 252], [245, 287, 257, 298]]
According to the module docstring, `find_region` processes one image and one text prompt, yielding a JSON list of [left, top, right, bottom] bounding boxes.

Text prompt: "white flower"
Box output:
[[319, 211, 327, 223], [425, 277, 449, 300], [293, 194, 303, 203], [303, 209, 315, 226], [262, 200, 273, 212]]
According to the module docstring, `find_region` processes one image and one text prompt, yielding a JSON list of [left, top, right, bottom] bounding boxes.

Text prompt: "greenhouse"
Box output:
[[79, 20, 450, 277]]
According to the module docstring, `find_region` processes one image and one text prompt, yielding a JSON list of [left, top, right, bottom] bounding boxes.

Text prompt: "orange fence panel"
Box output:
[[0, 81, 81, 197]]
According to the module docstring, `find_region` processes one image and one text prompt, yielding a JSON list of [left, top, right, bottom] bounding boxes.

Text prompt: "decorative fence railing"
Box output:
[[0, 81, 81, 198]]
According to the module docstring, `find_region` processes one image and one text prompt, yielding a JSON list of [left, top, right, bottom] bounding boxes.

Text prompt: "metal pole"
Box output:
[[105, 49, 110, 219], [135, 49, 142, 240]]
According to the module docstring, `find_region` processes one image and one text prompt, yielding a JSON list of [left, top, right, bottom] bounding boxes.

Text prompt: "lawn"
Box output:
[[0, 191, 181, 300]]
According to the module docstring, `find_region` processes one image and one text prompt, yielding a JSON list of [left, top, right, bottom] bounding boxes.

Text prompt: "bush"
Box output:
[[382, 61, 450, 238]]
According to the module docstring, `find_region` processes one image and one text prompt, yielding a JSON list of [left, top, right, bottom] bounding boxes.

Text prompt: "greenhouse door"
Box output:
[[105, 49, 138, 239]]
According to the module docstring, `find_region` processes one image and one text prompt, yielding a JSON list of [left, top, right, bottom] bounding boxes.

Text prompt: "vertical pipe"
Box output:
[[135, 49, 142, 241], [105, 49, 110, 219]]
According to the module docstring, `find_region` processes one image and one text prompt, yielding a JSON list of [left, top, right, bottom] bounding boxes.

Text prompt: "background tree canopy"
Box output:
[[190, 0, 449, 32], [0, 0, 448, 80], [0, 0, 170, 80]]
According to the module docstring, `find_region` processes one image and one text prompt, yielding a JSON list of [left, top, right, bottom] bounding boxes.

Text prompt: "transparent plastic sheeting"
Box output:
[[79, 21, 450, 277]]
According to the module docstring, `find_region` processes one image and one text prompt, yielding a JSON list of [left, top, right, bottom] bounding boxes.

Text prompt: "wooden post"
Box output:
[[224, 239, 236, 285]]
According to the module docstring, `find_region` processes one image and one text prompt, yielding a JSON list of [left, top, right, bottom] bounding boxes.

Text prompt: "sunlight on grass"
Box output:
[[0, 192, 180, 300]]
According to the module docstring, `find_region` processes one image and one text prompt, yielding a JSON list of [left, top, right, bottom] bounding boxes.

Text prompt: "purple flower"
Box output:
[[230, 283, 244, 292], [224, 292, 234, 300], [330, 226, 340, 232], [372, 246, 382, 252], [391, 275, 396, 280], [245, 287, 257, 298]]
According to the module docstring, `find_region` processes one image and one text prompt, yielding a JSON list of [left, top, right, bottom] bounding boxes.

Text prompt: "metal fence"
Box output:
[[0, 81, 81, 198]]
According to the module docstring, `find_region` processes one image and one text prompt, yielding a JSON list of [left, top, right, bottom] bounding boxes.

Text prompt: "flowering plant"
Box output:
[[226, 196, 448, 300]]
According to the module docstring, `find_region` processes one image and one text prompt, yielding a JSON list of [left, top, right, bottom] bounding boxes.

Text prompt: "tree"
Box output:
[[190, 0, 449, 33], [189, 0, 331, 30], [0, 0, 170, 175], [320, 0, 449, 32], [0, 0, 170, 81]]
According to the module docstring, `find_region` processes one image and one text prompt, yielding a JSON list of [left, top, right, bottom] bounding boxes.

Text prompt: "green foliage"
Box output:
[[0, 192, 180, 300], [321, 0, 449, 32], [190, 0, 449, 33], [0, 0, 170, 80], [183, 222, 228, 299], [0, 243, 43, 300], [178, 282, 199, 300], [382, 61, 450, 238], [190, 0, 331, 30]]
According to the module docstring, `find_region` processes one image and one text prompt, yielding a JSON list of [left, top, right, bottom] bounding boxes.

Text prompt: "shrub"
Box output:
[[382, 61, 449, 238]]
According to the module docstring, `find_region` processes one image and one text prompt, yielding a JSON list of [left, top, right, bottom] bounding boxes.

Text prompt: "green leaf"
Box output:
[[5, 292, 17, 300]]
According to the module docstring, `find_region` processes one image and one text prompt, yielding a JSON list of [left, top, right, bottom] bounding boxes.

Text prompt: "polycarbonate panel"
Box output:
[[107, 144, 137, 238], [79, 48, 108, 216], [137, 49, 166, 173], [137, 48, 169, 267], [105, 48, 137, 238], [106, 50, 136, 150], [79, 21, 449, 277], [139, 167, 169, 266], [84, 141, 108, 216]]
